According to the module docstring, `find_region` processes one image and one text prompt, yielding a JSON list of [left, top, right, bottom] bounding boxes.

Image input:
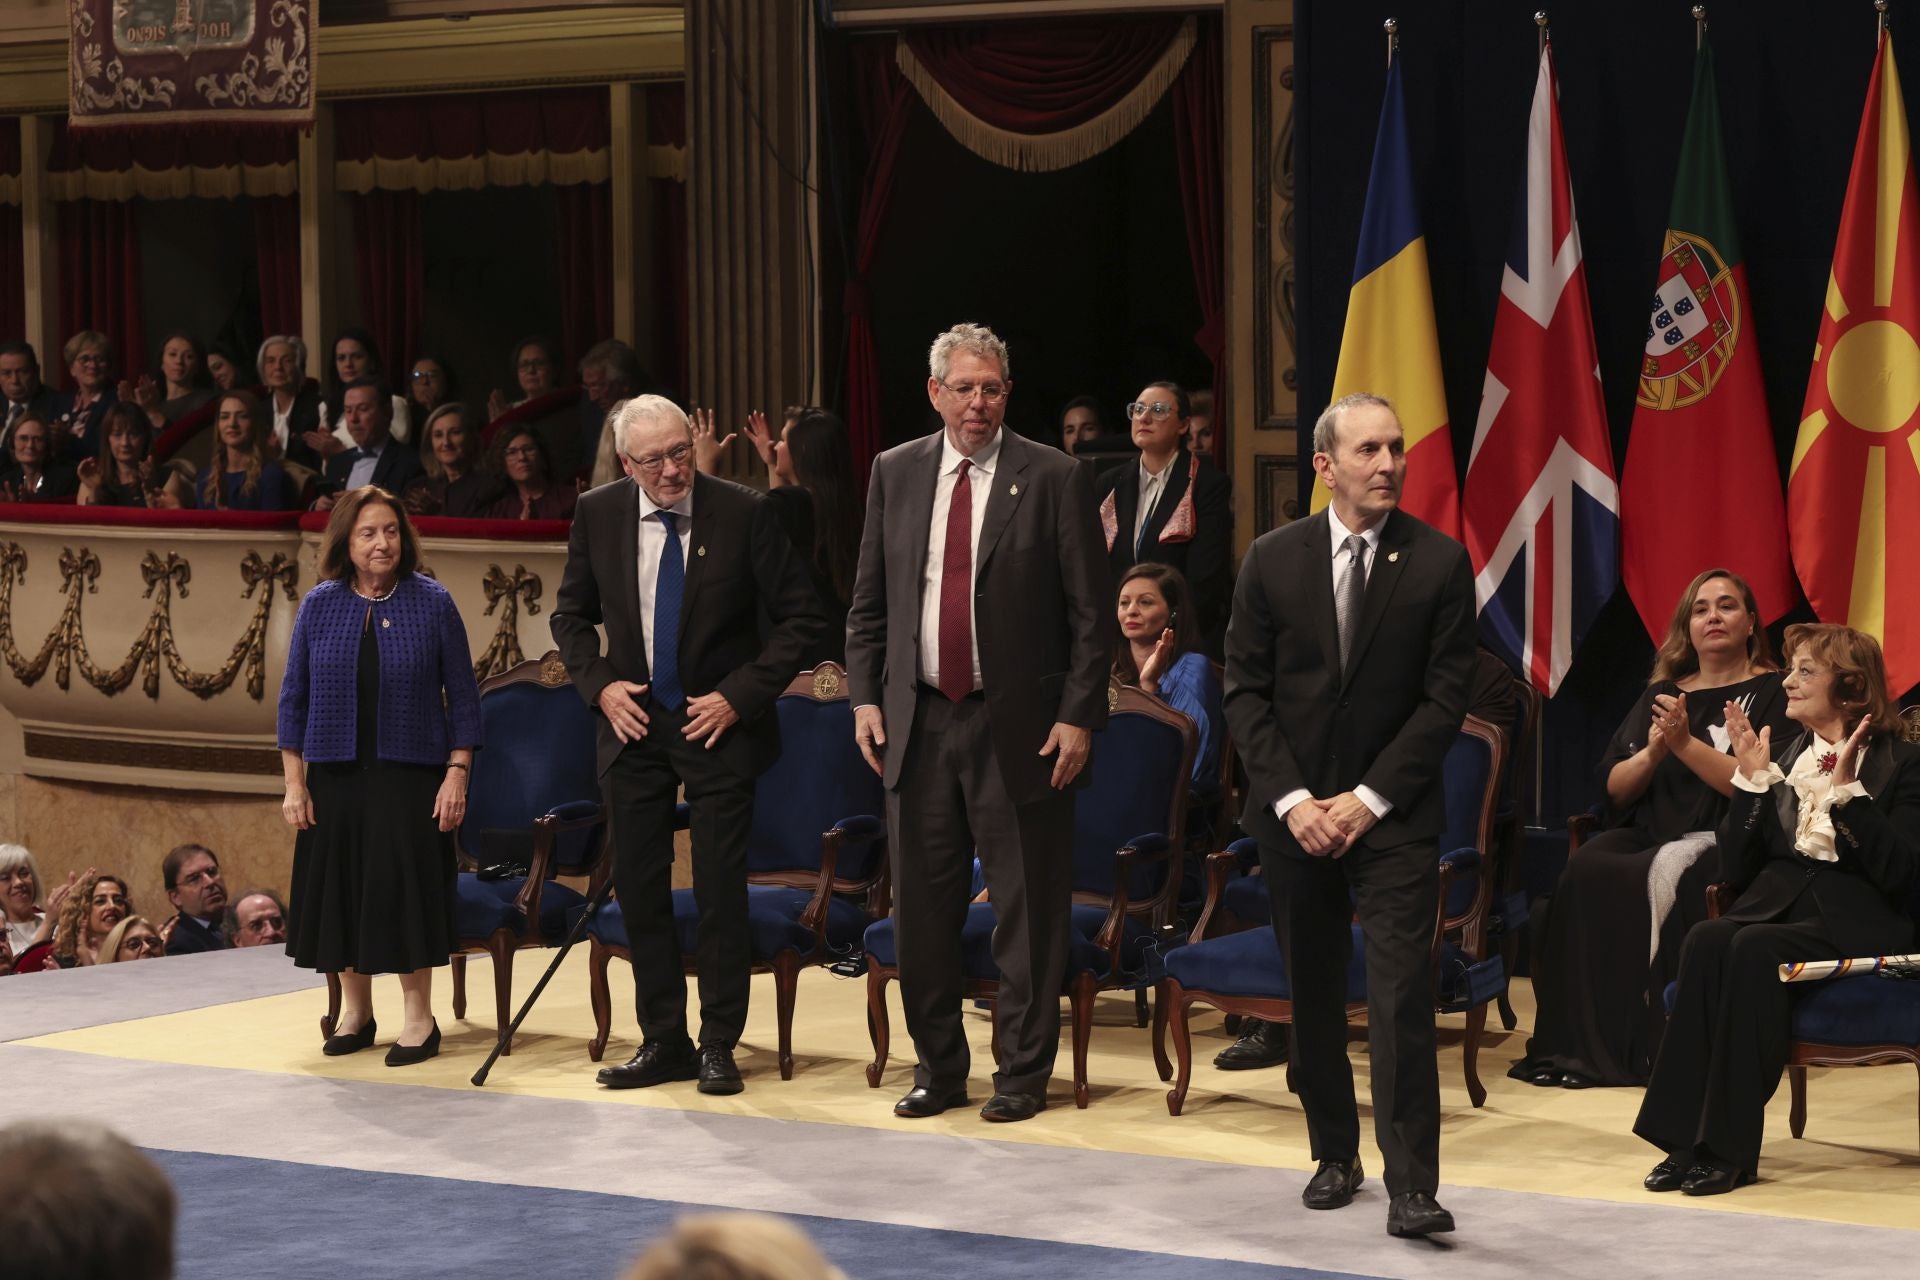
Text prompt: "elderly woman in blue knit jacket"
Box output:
[[279, 485, 483, 1067]]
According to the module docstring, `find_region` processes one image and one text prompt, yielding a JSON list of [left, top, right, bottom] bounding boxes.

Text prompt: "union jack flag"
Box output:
[[1462, 42, 1619, 696]]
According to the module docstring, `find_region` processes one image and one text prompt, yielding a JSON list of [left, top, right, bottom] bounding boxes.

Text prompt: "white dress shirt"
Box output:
[[634, 481, 695, 679], [270, 393, 293, 454], [1732, 734, 1870, 862], [1273, 506, 1393, 825], [1133, 456, 1172, 555], [918, 431, 1000, 691]]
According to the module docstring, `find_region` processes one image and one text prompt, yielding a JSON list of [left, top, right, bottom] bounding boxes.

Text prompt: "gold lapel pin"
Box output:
[[381, 618, 391, 628], [1010, 484, 1019, 496], [697, 546, 707, 557], [1388, 551, 1400, 563]]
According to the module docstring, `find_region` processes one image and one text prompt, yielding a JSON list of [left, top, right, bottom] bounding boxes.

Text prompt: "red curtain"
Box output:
[[555, 182, 612, 368], [647, 82, 688, 397], [253, 195, 301, 339], [0, 118, 20, 344], [58, 200, 145, 383], [352, 190, 423, 379], [1172, 16, 1226, 466], [902, 17, 1187, 135], [334, 88, 609, 166], [844, 43, 915, 487], [51, 116, 296, 173]]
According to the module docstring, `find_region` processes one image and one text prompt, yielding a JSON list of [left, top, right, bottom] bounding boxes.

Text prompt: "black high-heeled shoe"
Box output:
[[323, 1018, 377, 1057], [384, 1021, 441, 1068]]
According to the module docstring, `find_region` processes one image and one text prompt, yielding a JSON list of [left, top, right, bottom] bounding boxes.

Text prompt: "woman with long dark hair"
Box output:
[[76, 402, 188, 508], [1111, 562, 1222, 806], [482, 425, 577, 520], [319, 327, 410, 450], [126, 332, 215, 429]]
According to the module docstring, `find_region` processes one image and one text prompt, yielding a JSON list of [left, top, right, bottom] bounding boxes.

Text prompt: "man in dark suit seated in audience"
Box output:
[[0, 341, 59, 462], [316, 380, 425, 508], [226, 889, 288, 948], [161, 843, 233, 956]]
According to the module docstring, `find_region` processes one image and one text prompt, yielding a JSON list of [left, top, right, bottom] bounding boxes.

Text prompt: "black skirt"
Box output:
[[286, 619, 456, 975]]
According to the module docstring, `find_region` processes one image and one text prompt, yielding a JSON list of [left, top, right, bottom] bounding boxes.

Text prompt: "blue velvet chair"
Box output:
[[1155, 714, 1507, 1115], [861, 683, 1197, 1108], [320, 651, 604, 1056], [585, 663, 886, 1080]]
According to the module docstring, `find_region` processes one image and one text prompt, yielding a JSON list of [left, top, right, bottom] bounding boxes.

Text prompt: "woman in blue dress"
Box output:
[[1111, 563, 1224, 818], [192, 391, 293, 510]]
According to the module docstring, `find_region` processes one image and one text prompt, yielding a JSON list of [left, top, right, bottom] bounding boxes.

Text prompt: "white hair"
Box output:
[[1312, 392, 1394, 455], [611, 394, 690, 456], [0, 844, 38, 905], [256, 335, 306, 383], [928, 323, 1010, 383]]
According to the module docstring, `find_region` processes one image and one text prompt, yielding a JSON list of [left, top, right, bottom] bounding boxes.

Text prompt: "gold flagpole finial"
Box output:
[[1385, 17, 1399, 66], [1693, 5, 1707, 50], [1535, 11, 1550, 55], [1878, 0, 1890, 41]]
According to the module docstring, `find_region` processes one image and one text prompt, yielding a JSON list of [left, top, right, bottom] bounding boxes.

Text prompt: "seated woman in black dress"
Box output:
[[279, 486, 483, 1066], [185, 393, 294, 511], [75, 403, 188, 508], [406, 404, 499, 518], [1516, 568, 1789, 1087], [1635, 623, 1919, 1195], [0, 415, 78, 502], [125, 332, 216, 429], [482, 426, 577, 521]]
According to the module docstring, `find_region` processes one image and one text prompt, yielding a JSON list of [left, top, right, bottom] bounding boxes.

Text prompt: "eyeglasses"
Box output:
[[518, 357, 552, 371], [939, 380, 1008, 404], [627, 442, 692, 474], [503, 445, 540, 460], [1126, 401, 1177, 421], [74, 355, 109, 367], [123, 935, 164, 956], [410, 369, 439, 381]]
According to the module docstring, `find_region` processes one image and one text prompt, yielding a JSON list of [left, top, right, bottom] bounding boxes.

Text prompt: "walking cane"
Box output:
[[470, 872, 615, 1086]]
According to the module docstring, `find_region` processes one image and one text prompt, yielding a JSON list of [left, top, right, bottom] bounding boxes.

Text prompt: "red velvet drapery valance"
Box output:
[[334, 88, 612, 193]]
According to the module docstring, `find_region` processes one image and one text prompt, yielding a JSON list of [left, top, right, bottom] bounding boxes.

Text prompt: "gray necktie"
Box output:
[[1337, 533, 1368, 675]]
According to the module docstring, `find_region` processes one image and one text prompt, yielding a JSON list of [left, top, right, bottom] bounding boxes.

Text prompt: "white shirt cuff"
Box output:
[[1832, 778, 1870, 804], [1732, 763, 1784, 793], [1355, 785, 1392, 819], [1273, 789, 1313, 822]]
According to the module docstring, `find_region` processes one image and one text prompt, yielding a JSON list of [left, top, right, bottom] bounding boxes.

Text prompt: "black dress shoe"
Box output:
[[979, 1091, 1046, 1122], [1643, 1157, 1689, 1193], [697, 1044, 744, 1096], [1681, 1163, 1755, 1196], [384, 1021, 441, 1068], [894, 1085, 969, 1118], [595, 1042, 698, 1089], [1302, 1157, 1363, 1210], [1213, 1018, 1289, 1070], [1387, 1191, 1456, 1237], [323, 1017, 377, 1057]]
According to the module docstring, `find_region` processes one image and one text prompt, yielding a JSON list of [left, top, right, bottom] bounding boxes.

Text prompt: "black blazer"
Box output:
[[845, 428, 1112, 806], [1716, 731, 1920, 953], [280, 384, 324, 470], [1224, 507, 1477, 852], [165, 913, 232, 956], [1093, 449, 1232, 646], [324, 437, 427, 497], [0, 463, 79, 502], [551, 472, 825, 779]]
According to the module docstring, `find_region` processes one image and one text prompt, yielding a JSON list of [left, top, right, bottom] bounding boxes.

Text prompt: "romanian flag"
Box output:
[[1315, 55, 1460, 539], [1622, 43, 1794, 640], [1792, 31, 1920, 694]]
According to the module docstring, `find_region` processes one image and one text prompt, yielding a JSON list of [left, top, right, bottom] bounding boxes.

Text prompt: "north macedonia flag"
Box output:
[[1793, 31, 1920, 694]]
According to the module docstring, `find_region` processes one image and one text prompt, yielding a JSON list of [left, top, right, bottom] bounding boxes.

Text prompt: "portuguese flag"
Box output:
[[1792, 32, 1920, 694], [1622, 42, 1793, 641]]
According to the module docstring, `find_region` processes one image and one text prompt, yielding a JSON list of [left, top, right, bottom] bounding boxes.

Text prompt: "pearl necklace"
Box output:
[[354, 579, 397, 603]]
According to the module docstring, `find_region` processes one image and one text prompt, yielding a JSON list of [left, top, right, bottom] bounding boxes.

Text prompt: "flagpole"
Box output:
[[1385, 17, 1398, 67], [1879, 0, 1889, 41], [1536, 10, 1549, 55], [1694, 5, 1707, 50]]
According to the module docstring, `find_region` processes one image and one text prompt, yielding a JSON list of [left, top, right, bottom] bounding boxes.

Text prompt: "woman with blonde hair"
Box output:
[[98, 916, 166, 962], [187, 392, 293, 511], [624, 1213, 844, 1280]]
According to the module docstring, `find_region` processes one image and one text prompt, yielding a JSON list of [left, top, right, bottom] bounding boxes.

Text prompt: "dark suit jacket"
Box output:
[[1224, 507, 1476, 851], [1, 386, 59, 459], [1093, 449, 1232, 645], [845, 428, 1112, 806], [1716, 731, 1920, 953], [165, 912, 232, 956], [551, 472, 826, 779], [0, 464, 78, 502], [324, 437, 427, 497], [279, 384, 324, 470]]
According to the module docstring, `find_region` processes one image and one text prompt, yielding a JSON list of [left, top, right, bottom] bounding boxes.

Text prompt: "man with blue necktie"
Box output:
[[552, 395, 824, 1094]]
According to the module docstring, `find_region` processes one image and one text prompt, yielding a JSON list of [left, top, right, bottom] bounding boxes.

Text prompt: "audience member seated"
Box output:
[[482, 426, 578, 520], [14, 870, 133, 971], [205, 341, 244, 393], [406, 354, 457, 425], [0, 1121, 177, 1280], [76, 402, 190, 508], [225, 889, 288, 948], [1059, 394, 1106, 455], [49, 330, 119, 461], [624, 1213, 845, 1280], [125, 332, 216, 429], [1, 340, 59, 460], [1, 843, 58, 956], [320, 327, 411, 450], [316, 380, 426, 510], [181, 392, 294, 511], [1112, 563, 1222, 810], [1515, 569, 1788, 1089], [486, 333, 562, 422], [561, 339, 645, 480], [0, 415, 79, 502], [0, 927, 13, 976], [159, 843, 233, 955], [1095, 381, 1233, 653], [259, 335, 324, 468], [1186, 388, 1214, 456], [99, 915, 167, 963], [406, 403, 500, 518], [1635, 623, 1920, 1197]]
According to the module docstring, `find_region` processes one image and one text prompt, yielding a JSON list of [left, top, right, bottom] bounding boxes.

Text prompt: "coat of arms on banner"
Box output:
[[1636, 230, 1741, 412], [69, 0, 315, 130]]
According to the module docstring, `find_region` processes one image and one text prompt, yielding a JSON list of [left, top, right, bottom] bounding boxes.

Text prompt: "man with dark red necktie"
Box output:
[[846, 322, 1111, 1123]]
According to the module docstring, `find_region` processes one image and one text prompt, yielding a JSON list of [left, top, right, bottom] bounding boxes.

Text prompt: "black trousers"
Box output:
[[1632, 912, 1845, 1173], [1264, 837, 1441, 1197], [888, 686, 1075, 1098], [604, 704, 756, 1051]]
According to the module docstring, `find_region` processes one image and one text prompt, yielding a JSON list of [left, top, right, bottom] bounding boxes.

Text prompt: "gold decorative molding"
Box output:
[[473, 563, 544, 682], [0, 543, 299, 700]]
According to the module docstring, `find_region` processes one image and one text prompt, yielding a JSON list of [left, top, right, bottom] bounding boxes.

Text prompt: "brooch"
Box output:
[[1818, 751, 1837, 775], [381, 618, 391, 629]]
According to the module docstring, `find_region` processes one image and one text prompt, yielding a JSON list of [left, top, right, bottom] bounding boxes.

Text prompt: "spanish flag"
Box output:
[[1792, 31, 1920, 694], [1316, 54, 1459, 539]]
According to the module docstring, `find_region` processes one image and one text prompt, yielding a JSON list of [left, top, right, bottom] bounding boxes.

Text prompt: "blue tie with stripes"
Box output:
[[652, 509, 685, 710]]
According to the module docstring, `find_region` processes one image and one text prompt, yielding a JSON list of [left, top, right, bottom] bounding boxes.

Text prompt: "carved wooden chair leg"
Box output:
[[1463, 1003, 1488, 1108], [451, 952, 468, 1021], [1167, 984, 1195, 1116], [1150, 979, 1173, 1082], [1789, 1064, 1809, 1139], [587, 939, 614, 1062], [321, 972, 342, 1040], [864, 967, 891, 1088], [489, 935, 515, 1056], [1070, 972, 1096, 1109], [773, 950, 800, 1081]]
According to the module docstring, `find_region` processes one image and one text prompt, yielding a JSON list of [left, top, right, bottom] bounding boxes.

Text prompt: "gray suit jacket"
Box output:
[[845, 428, 1111, 806]]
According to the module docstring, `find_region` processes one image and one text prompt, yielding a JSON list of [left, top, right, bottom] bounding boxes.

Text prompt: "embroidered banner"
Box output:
[[68, 0, 315, 132]]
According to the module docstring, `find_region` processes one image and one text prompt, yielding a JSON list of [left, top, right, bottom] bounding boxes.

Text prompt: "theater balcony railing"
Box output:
[[0, 504, 571, 796]]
